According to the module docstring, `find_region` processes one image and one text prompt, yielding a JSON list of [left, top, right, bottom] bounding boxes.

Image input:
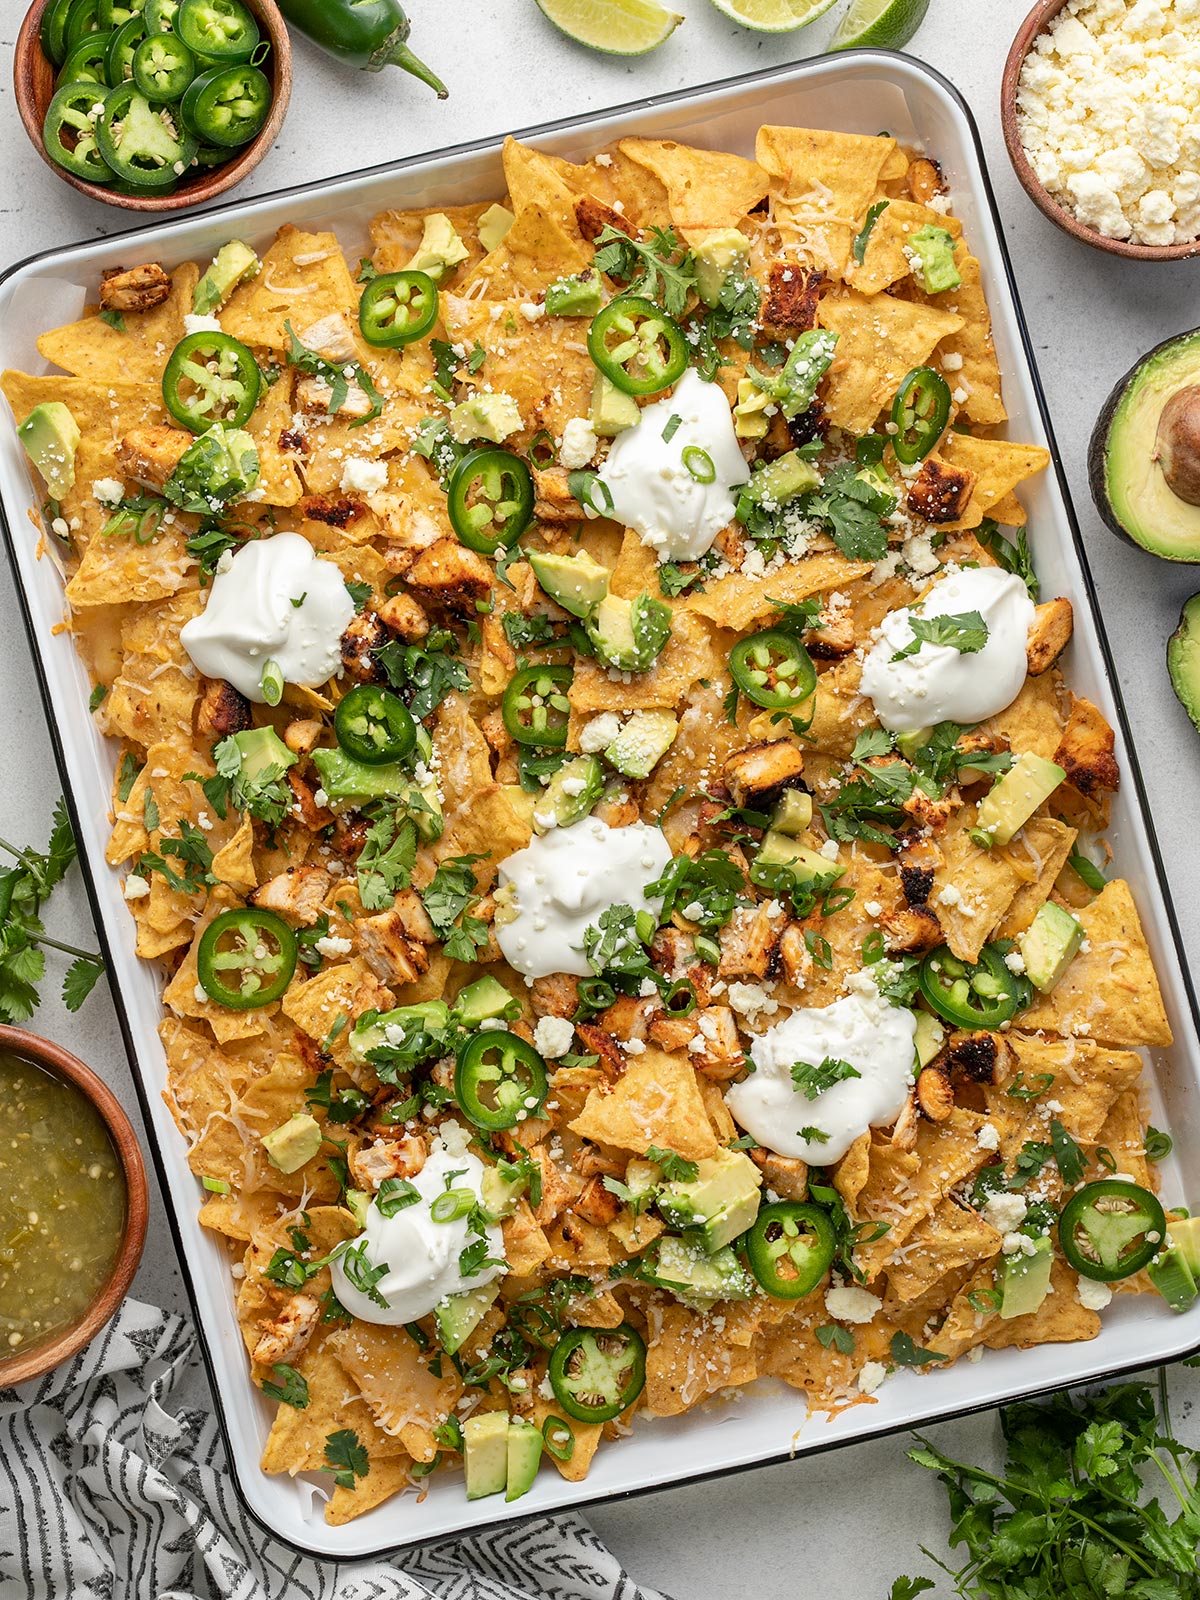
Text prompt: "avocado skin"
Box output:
[[1088, 329, 1200, 563], [1168, 592, 1200, 732]]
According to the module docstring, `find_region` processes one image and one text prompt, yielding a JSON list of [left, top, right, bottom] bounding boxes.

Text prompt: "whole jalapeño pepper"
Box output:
[[274, 0, 447, 98]]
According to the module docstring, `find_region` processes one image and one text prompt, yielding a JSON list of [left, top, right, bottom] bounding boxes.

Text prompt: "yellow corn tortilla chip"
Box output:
[[221, 227, 359, 354], [369, 201, 491, 275], [36, 264, 199, 386], [853, 1111, 988, 1282], [988, 491, 1027, 527], [804, 656, 879, 759], [847, 200, 963, 296], [983, 1257, 1100, 1351], [940, 253, 1006, 426], [688, 552, 873, 632], [1093, 1088, 1153, 1191], [996, 817, 1078, 938], [645, 1302, 758, 1416], [884, 1200, 1002, 1304], [932, 807, 1027, 963], [328, 1323, 462, 1462], [569, 608, 719, 715], [569, 1048, 718, 1160], [935, 433, 1052, 532], [984, 1033, 1142, 1163], [281, 959, 397, 1070], [211, 816, 257, 892], [818, 291, 965, 433], [619, 138, 768, 237], [977, 669, 1067, 764], [531, 1396, 605, 1481], [1019, 879, 1172, 1046], [756, 126, 900, 281]]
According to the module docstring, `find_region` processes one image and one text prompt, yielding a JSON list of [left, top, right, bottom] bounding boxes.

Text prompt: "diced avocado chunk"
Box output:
[[771, 789, 813, 838], [477, 203, 515, 254], [584, 592, 671, 672], [750, 831, 845, 895], [623, 1157, 662, 1205], [165, 423, 259, 513], [693, 228, 751, 308], [407, 212, 469, 284], [643, 1237, 755, 1309], [855, 461, 899, 511], [1019, 900, 1083, 994], [913, 1010, 946, 1070], [480, 1165, 525, 1220], [1148, 1244, 1199, 1312], [528, 549, 611, 618], [1168, 1215, 1200, 1276], [436, 1283, 500, 1355], [194, 239, 259, 314], [310, 748, 443, 840], [976, 752, 1066, 847], [233, 725, 296, 782], [533, 755, 604, 834], [997, 1233, 1053, 1320], [464, 1411, 509, 1499], [349, 1000, 451, 1062], [590, 371, 640, 437], [344, 1188, 371, 1229], [742, 449, 821, 508], [734, 376, 770, 441], [605, 710, 678, 780], [908, 225, 962, 295], [455, 974, 518, 1027], [656, 1150, 763, 1254], [505, 1418, 543, 1502], [545, 269, 603, 317], [262, 1112, 322, 1174], [895, 726, 934, 759], [448, 392, 521, 445], [18, 402, 80, 499]]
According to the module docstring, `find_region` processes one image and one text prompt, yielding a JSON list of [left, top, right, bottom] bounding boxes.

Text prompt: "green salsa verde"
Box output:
[[0, 1051, 127, 1357]]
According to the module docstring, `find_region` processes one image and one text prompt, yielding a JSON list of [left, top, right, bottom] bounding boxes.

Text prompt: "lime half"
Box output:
[[707, 0, 838, 33], [828, 0, 931, 50], [535, 0, 684, 54]]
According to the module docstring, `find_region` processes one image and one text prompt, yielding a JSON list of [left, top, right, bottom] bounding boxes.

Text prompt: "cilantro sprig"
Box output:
[[591, 224, 697, 318], [284, 320, 383, 428], [420, 853, 491, 963], [0, 799, 104, 1021], [891, 610, 989, 663]]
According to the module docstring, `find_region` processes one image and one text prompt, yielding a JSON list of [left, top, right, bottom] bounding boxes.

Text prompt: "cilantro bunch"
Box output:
[[0, 798, 104, 1020]]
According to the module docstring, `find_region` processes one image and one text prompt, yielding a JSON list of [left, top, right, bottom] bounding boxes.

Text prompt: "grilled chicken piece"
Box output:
[[723, 740, 805, 808], [597, 994, 656, 1042], [405, 538, 492, 611], [1053, 697, 1120, 797], [574, 1023, 626, 1079], [908, 157, 947, 205], [899, 836, 943, 906], [349, 1135, 426, 1191], [252, 1293, 320, 1368], [907, 457, 977, 523], [284, 719, 323, 756], [531, 973, 579, 1019], [531, 1146, 580, 1226], [354, 908, 431, 987], [718, 903, 784, 979], [570, 1175, 622, 1227], [762, 263, 826, 333], [749, 1148, 807, 1201], [532, 466, 584, 523], [648, 1015, 698, 1052], [295, 374, 374, 417], [805, 596, 855, 660], [249, 865, 333, 925], [296, 313, 358, 364], [574, 1143, 625, 1180], [890, 1092, 920, 1151], [286, 771, 334, 831], [901, 786, 956, 832], [575, 194, 634, 243], [915, 1065, 954, 1122], [882, 904, 943, 955], [690, 1006, 744, 1080], [777, 921, 813, 989], [197, 678, 251, 738], [339, 611, 389, 683], [375, 591, 430, 642], [944, 1029, 1011, 1086], [299, 493, 370, 531], [117, 426, 191, 488], [99, 263, 171, 313], [392, 889, 437, 944], [1026, 597, 1074, 676]]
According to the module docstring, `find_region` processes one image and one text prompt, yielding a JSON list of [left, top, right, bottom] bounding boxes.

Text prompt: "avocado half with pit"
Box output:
[[1168, 592, 1200, 732], [1089, 329, 1200, 561]]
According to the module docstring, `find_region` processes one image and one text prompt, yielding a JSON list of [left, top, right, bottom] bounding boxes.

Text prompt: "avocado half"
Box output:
[[1168, 592, 1200, 732], [1089, 329, 1200, 562]]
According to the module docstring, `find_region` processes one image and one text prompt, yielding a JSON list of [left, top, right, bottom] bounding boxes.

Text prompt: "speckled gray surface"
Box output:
[[2, 0, 1199, 1590]]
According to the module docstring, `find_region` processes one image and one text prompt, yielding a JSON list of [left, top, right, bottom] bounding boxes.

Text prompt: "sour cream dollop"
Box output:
[[180, 531, 354, 702], [860, 565, 1035, 733], [725, 974, 916, 1165], [597, 368, 750, 563], [494, 816, 673, 979], [329, 1138, 505, 1326]]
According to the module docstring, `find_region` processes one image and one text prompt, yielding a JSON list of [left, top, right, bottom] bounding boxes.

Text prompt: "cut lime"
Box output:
[[535, 0, 684, 54], [828, 0, 931, 50], [707, 0, 838, 32]]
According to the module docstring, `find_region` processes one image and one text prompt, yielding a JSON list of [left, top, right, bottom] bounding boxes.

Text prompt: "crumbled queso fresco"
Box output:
[[1016, 0, 1200, 246]]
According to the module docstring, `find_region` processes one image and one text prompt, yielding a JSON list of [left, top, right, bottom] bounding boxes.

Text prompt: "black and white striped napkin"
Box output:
[[0, 1299, 668, 1600]]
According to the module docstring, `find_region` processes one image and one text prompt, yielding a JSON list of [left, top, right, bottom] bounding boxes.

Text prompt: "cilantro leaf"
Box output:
[[345, 579, 373, 612], [891, 610, 989, 662], [791, 1056, 862, 1100], [1050, 1117, 1087, 1186], [890, 1331, 946, 1367], [592, 224, 697, 319], [375, 629, 471, 721], [324, 1428, 369, 1489], [356, 813, 416, 911], [977, 517, 1039, 600], [645, 1146, 699, 1183], [815, 1323, 855, 1354], [261, 1364, 309, 1408], [63, 955, 105, 1012], [808, 461, 892, 561], [501, 612, 556, 649], [284, 320, 382, 429]]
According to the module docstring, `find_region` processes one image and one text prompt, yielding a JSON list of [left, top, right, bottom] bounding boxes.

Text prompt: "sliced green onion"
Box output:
[[260, 658, 284, 706], [682, 446, 715, 483], [201, 1175, 231, 1194], [430, 1187, 475, 1223], [529, 429, 558, 469], [542, 1416, 575, 1460]]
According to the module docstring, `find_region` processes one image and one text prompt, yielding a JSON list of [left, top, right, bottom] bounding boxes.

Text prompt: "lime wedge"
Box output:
[[828, 0, 931, 50], [535, 0, 684, 54], [706, 0, 837, 32]]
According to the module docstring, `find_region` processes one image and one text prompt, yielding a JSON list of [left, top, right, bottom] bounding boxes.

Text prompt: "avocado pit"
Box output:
[[1156, 386, 1200, 507]]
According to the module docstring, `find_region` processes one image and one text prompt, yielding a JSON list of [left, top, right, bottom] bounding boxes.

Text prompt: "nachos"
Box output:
[[3, 125, 1183, 1526]]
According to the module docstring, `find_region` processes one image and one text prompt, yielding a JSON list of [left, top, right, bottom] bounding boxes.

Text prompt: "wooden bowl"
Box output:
[[1001, 0, 1200, 262], [0, 1025, 148, 1386], [14, 0, 291, 212]]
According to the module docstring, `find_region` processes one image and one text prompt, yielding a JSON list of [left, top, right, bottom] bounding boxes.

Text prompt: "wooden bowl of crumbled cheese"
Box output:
[[1002, 0, 1200, 260]]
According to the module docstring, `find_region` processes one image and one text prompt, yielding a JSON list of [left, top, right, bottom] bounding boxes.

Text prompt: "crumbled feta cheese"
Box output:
[[858, 1360, 887, 1395], [579, 712, 622, 753], [92, 478, 125, 505], [940, 351, 964, 372], [981, 1191, 1028, 1235], [518, 301, 546, 322], [533, 1014, 575, 1059], [727, 981, 781, 1023], [558, 416, 599, 470], [976, 1122, 1001, 1152], [123, 873, 151, 900], [824, 1284, 880, 1324], [312, 787, 329, 809], [624, 1038, 647, 1055], [314, 935, 352, 959], [863, 900, 883, 918], [819, 838, 840, 861], [937, 884, 962, 907], [183, 313, 222, 336], [341, 458, 388, 495], [1005, 950, 1027, 974], [1077, 1276, 1113, 1312]]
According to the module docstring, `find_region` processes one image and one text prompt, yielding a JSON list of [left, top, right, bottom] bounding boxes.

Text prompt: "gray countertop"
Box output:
[[2, 0, 1199, 1591]]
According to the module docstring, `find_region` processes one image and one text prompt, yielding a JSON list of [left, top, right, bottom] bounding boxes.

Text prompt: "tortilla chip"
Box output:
[[884, 1200, 1002, 1303], [1019, 879, 1172, 1046], [281, 959, 396, 1070], [978, 670, 1067, 764], [932, 807, 1026, 963], [328, 1323, 462, 1462], [569, 1047, 718, 1160], [935, 433, 1052, 532], [37, 265, 199, 386], [756, 126, 900, 281], [645, 1303, 758, 1416], [531, 1396, 604, 1481], [325, 1453, 411, 1525], [619, 138, 768, 237], [940, 253, 1006, 426], [570, 607, 719, 715], [853, 1111, 988, 1282], [221, 227, 360, 354], [995, 817, 1078, 938], [211, 816, 257, 892], [983, 1257, 1100, 1351], [818, 291, 965, 433], [688, 552, 872, 632], [848, 200, 963, 296]]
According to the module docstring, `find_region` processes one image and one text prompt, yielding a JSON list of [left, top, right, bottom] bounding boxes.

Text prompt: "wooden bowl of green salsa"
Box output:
[[0, 1026, 147, 1385]]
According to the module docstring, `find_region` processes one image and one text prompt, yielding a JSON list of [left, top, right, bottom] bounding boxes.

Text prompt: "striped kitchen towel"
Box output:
[[0, 1298, 667, 1600]]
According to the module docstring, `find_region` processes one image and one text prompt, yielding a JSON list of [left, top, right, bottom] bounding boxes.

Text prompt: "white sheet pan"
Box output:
[[2, 50, 1198, 1559]]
